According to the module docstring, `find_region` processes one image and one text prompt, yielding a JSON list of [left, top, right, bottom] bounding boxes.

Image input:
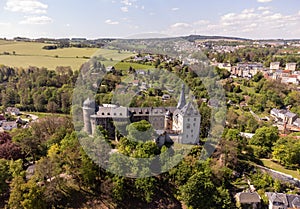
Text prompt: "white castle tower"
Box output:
[[173, 85, 201, 144]]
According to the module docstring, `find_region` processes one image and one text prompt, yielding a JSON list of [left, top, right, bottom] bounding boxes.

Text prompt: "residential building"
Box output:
[[285, 63, 297, 71], [235, 192, 261, 209], [266, 192, 300, 209], [270, 62, 280, 71], [271, 109, 298, 125]]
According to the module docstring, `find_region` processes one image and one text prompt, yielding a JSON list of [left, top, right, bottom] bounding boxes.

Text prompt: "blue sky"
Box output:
[[0, 0, 299, 39]]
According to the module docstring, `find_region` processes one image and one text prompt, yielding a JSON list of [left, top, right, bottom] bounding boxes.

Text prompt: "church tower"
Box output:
[[177, 84, 186, 109], [83, 98, 95, 135]]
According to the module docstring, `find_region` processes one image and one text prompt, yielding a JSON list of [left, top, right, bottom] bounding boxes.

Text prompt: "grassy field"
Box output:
[[22, 111, 69, 118], [0, 40, 135, 71], [114, 62, 154, 71], [261, 159, 300, 179]]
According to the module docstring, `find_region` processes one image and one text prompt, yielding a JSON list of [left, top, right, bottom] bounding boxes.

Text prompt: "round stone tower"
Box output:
[[83, 98, 95, 135]]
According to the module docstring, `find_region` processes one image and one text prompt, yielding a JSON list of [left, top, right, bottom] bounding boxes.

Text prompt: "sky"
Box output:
[[0, 0, 299, 39]]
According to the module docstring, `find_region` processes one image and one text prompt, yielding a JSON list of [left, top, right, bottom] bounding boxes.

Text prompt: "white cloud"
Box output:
[[164, 22, 194, 36], [257, 0, 272, 3], [19, 16, 52, 24], [258, 6, 270, 11], [5, 0, 48, 14], [121, 0, 132, 6], [171, 7, 179, 11], [105, 19, 119, 25], [193, 20, 210, 26], [170, 22, 191, 28], [163, 8, 300, 39], [121, 6, 128, 12]]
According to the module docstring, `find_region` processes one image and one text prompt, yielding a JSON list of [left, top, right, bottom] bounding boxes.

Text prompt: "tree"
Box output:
[[126, 120, 155, 142], [134, 177, 156, 203], [179, 170, 216, 209], [0, 132, 22, 160], [8, 159, 25, 209], [272, 137, 300, 167], [224, 129, 241, 142], [253, 72, 264, 82], [8, 175, 25, 209], [46, 101, 59, 113], [250, 126, 279, 152], [0, 159, 10, 195]]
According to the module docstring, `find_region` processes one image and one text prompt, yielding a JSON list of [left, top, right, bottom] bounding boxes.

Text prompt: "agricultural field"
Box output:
[[0, 40, 135, 71]]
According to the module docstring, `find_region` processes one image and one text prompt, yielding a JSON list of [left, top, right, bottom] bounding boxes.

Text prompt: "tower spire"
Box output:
[[177, 84, 186, 109]]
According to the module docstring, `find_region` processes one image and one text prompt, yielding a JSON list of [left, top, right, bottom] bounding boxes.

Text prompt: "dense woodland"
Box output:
[[0, 44, 300, 208], [0, 65, 77, 114]]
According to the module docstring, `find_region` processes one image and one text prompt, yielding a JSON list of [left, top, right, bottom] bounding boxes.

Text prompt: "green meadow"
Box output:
[[0, 40, 135, 71]]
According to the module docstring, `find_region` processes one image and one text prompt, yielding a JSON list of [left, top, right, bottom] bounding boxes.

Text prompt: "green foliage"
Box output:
[[0, 66, 76, 113], [126, 120, 155, 142], [250, 126, 279, 154], [179, 171, 215, 209], [224, 129, 242, 142], [0, 159, 10, 194], [12, 116, 73, 161], [8, 175, 26, 209], [252, 72, 264, 82], [134, 177, 156, 203], [272, 137, 300, 167], [215, 67, 231, 79], [251, 172, 274, 191]]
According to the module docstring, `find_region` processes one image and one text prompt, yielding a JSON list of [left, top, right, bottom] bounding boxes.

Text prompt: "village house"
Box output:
[[281, 75, 299, 85], [229, 63, 265, 79], [285, 63, 297, 71], [136, 70, 147, 76], [2, 121, 18, 131], [235, 192, 261, 209], [218, 63, 232, 71], [132, 80, 140, 87], [6, 107, 20, 116], [162, 94, 171, 101], [266, 192, 300, 209], [270, 62, 280, 71], [270, 108, 298, 126]]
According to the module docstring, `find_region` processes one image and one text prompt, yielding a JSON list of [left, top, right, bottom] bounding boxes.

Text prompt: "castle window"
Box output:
[[107, 113, 110, 115], [120, 113, 123, 116], [194, 118, 196, 121], [114, 113, 116, 116], [102, 113, 104, 115], [188, 118, 190, 122]]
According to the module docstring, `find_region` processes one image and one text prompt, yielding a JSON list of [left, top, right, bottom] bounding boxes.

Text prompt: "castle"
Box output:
[[83, 85, 201, 144]]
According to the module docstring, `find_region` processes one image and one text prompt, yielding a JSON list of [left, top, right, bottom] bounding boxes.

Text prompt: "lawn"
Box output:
[[22, 111, 69, 119], [114, 61, 154, 71], [0, 40, 135, 71], [261, 159, 300, 180]]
